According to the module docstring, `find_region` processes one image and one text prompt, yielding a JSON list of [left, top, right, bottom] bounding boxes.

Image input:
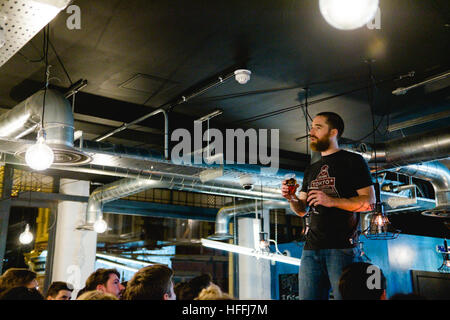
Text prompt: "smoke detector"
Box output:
[[239, 174, 256, 190], [234, 69, 252, 84]]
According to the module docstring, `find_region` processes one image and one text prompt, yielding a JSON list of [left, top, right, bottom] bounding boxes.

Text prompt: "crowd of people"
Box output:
[[0, 264, 237, 301], [0, 262, 424, 300]]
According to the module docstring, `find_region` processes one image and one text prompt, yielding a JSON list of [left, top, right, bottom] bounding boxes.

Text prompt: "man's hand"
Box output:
[[305, 186, 375, 212], [281, 179, 299, 201], [306, 190, 335, 208], [281, 180, 308, 217]]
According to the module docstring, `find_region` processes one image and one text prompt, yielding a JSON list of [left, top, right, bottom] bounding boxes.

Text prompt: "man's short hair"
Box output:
[[0, 268, 36, 291], [122, 264, 174, 300], [316, 112, 345, 138], [45, 281, 73, 298], [339, 262, 386, 300], [85, 268, 120, 291]]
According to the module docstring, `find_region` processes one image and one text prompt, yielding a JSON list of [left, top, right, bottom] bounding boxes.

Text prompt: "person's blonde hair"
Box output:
[[194, 284, 234, 300], [77, 290, 118, 300]]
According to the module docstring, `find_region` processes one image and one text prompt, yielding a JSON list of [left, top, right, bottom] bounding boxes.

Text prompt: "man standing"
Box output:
[[83, 268, 125, 299], [281, 112, 375, 300]]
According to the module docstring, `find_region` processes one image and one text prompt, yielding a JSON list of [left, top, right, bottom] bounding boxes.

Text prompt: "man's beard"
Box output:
[[310, 132, 331, 152]]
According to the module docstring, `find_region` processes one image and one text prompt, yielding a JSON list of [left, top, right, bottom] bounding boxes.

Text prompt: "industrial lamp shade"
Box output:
[[365, 211, 400, 240], [319, 0, 379, 30]]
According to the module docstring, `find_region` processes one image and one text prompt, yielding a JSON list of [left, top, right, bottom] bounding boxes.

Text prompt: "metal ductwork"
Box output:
[[342, 126, 450, 168], [208, 200, 291, 240], [85, 178, 168, 226], [392, 161, 450, 217], [49, 163, 286, 201], [0, 89, 91, 165], [342, 127, 450, 216]]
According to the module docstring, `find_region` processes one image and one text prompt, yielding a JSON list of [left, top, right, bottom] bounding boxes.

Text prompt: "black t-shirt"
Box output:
[[301, 150, 373, 250]]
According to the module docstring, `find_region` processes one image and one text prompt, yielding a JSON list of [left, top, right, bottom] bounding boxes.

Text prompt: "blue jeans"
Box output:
[[298, 248, 362, 300]]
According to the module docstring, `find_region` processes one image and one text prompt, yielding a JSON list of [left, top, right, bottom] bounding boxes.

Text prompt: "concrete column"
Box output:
[[238, 208, 271, 299], [51, 179, 96, 296]]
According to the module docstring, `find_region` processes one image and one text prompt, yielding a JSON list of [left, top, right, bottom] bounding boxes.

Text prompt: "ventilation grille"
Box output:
[[15, 143, 92, 166]]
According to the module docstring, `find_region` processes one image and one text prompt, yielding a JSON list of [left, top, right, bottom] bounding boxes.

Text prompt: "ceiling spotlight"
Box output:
[[19, 224, 34, 245], [234, 69, 251, 84], [319, 0, 379, 30], [25, 130, 54, 171], [93, 217, 108, 233]]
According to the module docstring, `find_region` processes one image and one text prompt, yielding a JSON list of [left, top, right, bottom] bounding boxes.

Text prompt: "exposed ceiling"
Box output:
[[0, 0, 449, 175]]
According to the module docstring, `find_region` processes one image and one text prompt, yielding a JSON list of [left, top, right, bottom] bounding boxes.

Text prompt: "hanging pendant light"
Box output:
[[19, 224, 34, 245], [363, 61, 399, 240], [25, 129, 54, 171], [93, 214, 108, 234], [25, 27, 54, 172], [319, 0, 379, 30], [364, 185, 400, 240]]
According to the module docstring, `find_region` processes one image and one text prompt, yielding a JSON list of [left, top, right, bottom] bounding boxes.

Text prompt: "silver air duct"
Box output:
[[393, 161, 450, 217], [49, 164, 285, 201], [85, 178, 168, 226], [342, 127, 450, 216], [0, 89, 91, 165], [0, 90, 72, 143], [208, 200, 291, 240], [342, 126, 450, 168]]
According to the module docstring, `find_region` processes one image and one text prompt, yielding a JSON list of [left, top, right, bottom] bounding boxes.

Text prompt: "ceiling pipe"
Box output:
[[0, 89, 91, 166], [84, 178, 168, 227], [64, 79, 88, 99], [0, 89, 73, 145], [341, 127, 450, 216], [93, 69, 237, 158], [82, 173, 286, 233], [392, 71, 450, 95], [46, 163, 285, 201], [208, 200, 291, 240], [392, 161, 450, 217], [341, 126, 450, 169], [94, 108, 169, 160]]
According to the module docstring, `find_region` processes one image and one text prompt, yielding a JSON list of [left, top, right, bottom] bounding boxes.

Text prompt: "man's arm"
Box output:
[[306, 185, 375, 212]]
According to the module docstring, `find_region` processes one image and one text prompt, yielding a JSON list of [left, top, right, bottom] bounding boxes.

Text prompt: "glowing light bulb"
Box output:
[[19, 224, 34, 245], [319, 0, 379, 30], [376, 215, 384, 226], [25, 136, 54, 171], [446, 259, 450, 268], [93, 218, 107, 233]]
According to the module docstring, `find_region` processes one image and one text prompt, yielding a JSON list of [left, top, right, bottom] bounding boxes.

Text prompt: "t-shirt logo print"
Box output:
[[310, 165, 340, 198]]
